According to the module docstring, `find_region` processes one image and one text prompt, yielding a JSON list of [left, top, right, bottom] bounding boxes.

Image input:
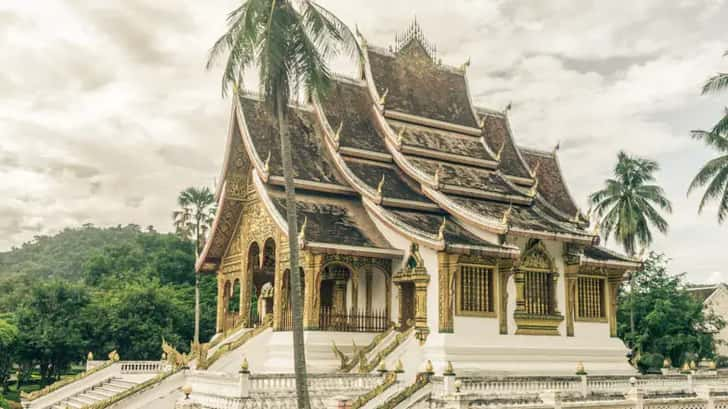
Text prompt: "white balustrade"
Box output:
[[120, 360, 170, 374]]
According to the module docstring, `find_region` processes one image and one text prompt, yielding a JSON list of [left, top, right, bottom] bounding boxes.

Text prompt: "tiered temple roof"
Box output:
[[197, 22, 639, 273]]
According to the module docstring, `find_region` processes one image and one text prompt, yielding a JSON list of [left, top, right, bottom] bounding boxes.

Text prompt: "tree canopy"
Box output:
[[618, 252, 724, 372]]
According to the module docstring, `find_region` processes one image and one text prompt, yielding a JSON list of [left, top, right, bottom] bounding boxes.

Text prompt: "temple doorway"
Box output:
[[399, 282, 416, 330]]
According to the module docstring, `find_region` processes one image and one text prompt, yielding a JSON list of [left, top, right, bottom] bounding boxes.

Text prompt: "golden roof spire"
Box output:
[[437, 217, 447, 241], [529, 160, 541, 178], [298, 216, 308, 242], [377, 174, 386, 196], [501, 204, 513, 226], [378, 88, 389, 106], [264, 151, 271, 173]]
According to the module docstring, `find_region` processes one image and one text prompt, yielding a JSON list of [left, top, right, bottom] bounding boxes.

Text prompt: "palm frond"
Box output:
[[718, 186, 728, 223], [711, 110, 728, 137], [696, 166, 728, 214], [702, 73, 728, 95], [688, 155, 728, 194], [691, 130, 728, 152]]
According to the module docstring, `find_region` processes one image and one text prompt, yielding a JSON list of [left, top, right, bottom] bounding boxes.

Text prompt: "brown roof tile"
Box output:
[[481, 115, 532, 179], [521, 148, 580, 217], [367, 47, 479, 128]]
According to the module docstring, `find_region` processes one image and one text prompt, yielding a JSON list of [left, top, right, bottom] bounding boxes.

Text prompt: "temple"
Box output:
[[196, 20, 641, 376]]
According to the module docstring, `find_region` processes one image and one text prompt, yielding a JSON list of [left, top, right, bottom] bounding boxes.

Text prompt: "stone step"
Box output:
[[86, 389, 114, 400], [108, 378, 138, 389], [77, 393, 104, 403], [68, 396, 95, 406], [101, 383, 127, 393], [61, 400, 84, 409]]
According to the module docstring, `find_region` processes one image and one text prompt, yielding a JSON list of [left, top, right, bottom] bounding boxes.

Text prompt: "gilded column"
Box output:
[[564, 268, 578, 337], [414, 276, 431, 343], [437, 252, 455, 333], [497, 259, 515, 335], [216, 271, 225, 333], [607, 275, 621, 337], [303, 252, 323, 329], [514, 270, 526, 314]]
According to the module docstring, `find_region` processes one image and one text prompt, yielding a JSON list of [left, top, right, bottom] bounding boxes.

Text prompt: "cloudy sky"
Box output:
[[1, 0, 726, 282]]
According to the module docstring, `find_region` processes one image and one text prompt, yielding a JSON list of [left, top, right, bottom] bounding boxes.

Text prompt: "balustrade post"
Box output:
[[688, 373, 694, 394], [626, 388, 644, 409], [580, 375, 589, 397], [239, 360, 251, 398]]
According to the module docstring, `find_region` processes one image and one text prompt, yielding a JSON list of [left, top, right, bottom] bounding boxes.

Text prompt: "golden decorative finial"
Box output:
[[460, 57, 470, 71], [298, 216, 308, 242], [378, 361, 387, 373], [87, 352, 94, 361], [378, 88, 389, 106], [264, 151, 271, 173], [424, 360, 434, 374], [663, 358, 672, 369], [529, 160, 541, 178], [592, 221, 600, 236], [479, 116, 487, 128], [240, 357, 249, 373], [377, 174, 386, 196], [396, 127, 406, 147], [503, 102, 512, 114], [690, 360, 697, 370], [395, 359, 404, 373], [496, 141, 506, 161], [162, 352, 167, 361], [528, 179, 539, 198], [437, 217, 447, 241], [576, 361, 586, 375], [434, 165, 443, 188], [334, 122, 343, 146], [681, 361, 690, 373], [572, 210, 581, 223], [501, 205, 513, 226], [708, 360, 717, 370], [182, 384, 192, 399], [444, 361, 455, 376]]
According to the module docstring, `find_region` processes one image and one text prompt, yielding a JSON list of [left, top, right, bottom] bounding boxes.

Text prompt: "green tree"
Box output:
[[618, 252, 724, 372], [689, 51, 728, 223], [89, 283, 192, 360], [14, 281, 91, 385], [590, 151, 673, 256], [207, 2, 358, 406], [173, 187, 216, 347], [0, 319, 18, 392]]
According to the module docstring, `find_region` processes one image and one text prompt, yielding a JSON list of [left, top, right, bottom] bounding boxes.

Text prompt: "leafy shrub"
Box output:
[[716, 355, 728, 368], [638, 352, 665, 374]]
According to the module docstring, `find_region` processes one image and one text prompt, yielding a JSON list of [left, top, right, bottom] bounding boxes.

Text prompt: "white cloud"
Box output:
[[0, 0, 726, 281]]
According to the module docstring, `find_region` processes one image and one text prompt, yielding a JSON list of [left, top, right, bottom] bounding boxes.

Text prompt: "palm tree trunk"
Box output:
[[194, 221, 201, 347], [276, 95, 311, 409]]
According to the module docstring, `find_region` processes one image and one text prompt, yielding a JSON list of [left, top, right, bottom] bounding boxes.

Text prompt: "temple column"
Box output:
[[497, 259, 515, 335], [437, 252, 456, 333], [414, 275, 430, 343], [564, 266, 578, 337], [514, 270, 526, 314], [365, 270, 373, 315], [334, 280, 347, 314], [216, 272, 225, 333], [607, 275, 621, 337], [273, 254, 284, 331], [303, 252, 323, 330]]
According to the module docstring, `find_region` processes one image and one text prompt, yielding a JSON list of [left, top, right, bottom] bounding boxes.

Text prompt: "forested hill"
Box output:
[[0, 225, 153, 282], [0, 224, 217, 364]]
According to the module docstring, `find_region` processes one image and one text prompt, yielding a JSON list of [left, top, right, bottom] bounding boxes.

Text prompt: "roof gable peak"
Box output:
[[392, 17, 438, 63]]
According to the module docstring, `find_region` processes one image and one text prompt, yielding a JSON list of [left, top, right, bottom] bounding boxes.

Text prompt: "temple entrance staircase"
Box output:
[[22, 362, 166, 409], [50, 377, 140, 409]]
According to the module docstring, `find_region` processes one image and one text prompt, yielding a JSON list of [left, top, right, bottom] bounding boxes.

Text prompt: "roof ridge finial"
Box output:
[[530, 160, 541, 178], [437, 217, 447, 241], [298, 216, 308, 243], [501, 204, 513, 226], [377, 174, 386, 196], [393, 17, 437, 61]]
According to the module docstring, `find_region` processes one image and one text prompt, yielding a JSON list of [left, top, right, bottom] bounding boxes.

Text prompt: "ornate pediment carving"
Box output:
[[520, 239, 554, 271]]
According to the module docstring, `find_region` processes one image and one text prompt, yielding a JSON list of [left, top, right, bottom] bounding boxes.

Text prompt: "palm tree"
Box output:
[[207, 2, 358, 407], [688, 51, 728, 223], [590, 151, 672, 257], [173, 186, 216, 347], [590, 152, 672, 343]]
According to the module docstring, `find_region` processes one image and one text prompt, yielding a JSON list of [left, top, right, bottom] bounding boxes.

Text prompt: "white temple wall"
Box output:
[[371, 270, 387, 311]]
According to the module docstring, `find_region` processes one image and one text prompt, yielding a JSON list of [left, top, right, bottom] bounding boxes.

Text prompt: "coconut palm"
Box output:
[[688, 51, 728, 223], [589, 151, 672, 257], [207, 2, 358, 407], [173, 186, 216, 346]]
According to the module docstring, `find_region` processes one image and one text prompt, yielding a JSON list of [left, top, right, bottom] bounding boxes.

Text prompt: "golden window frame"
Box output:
[[575, 274, 607, 322], [455, 263, 497, 317]]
